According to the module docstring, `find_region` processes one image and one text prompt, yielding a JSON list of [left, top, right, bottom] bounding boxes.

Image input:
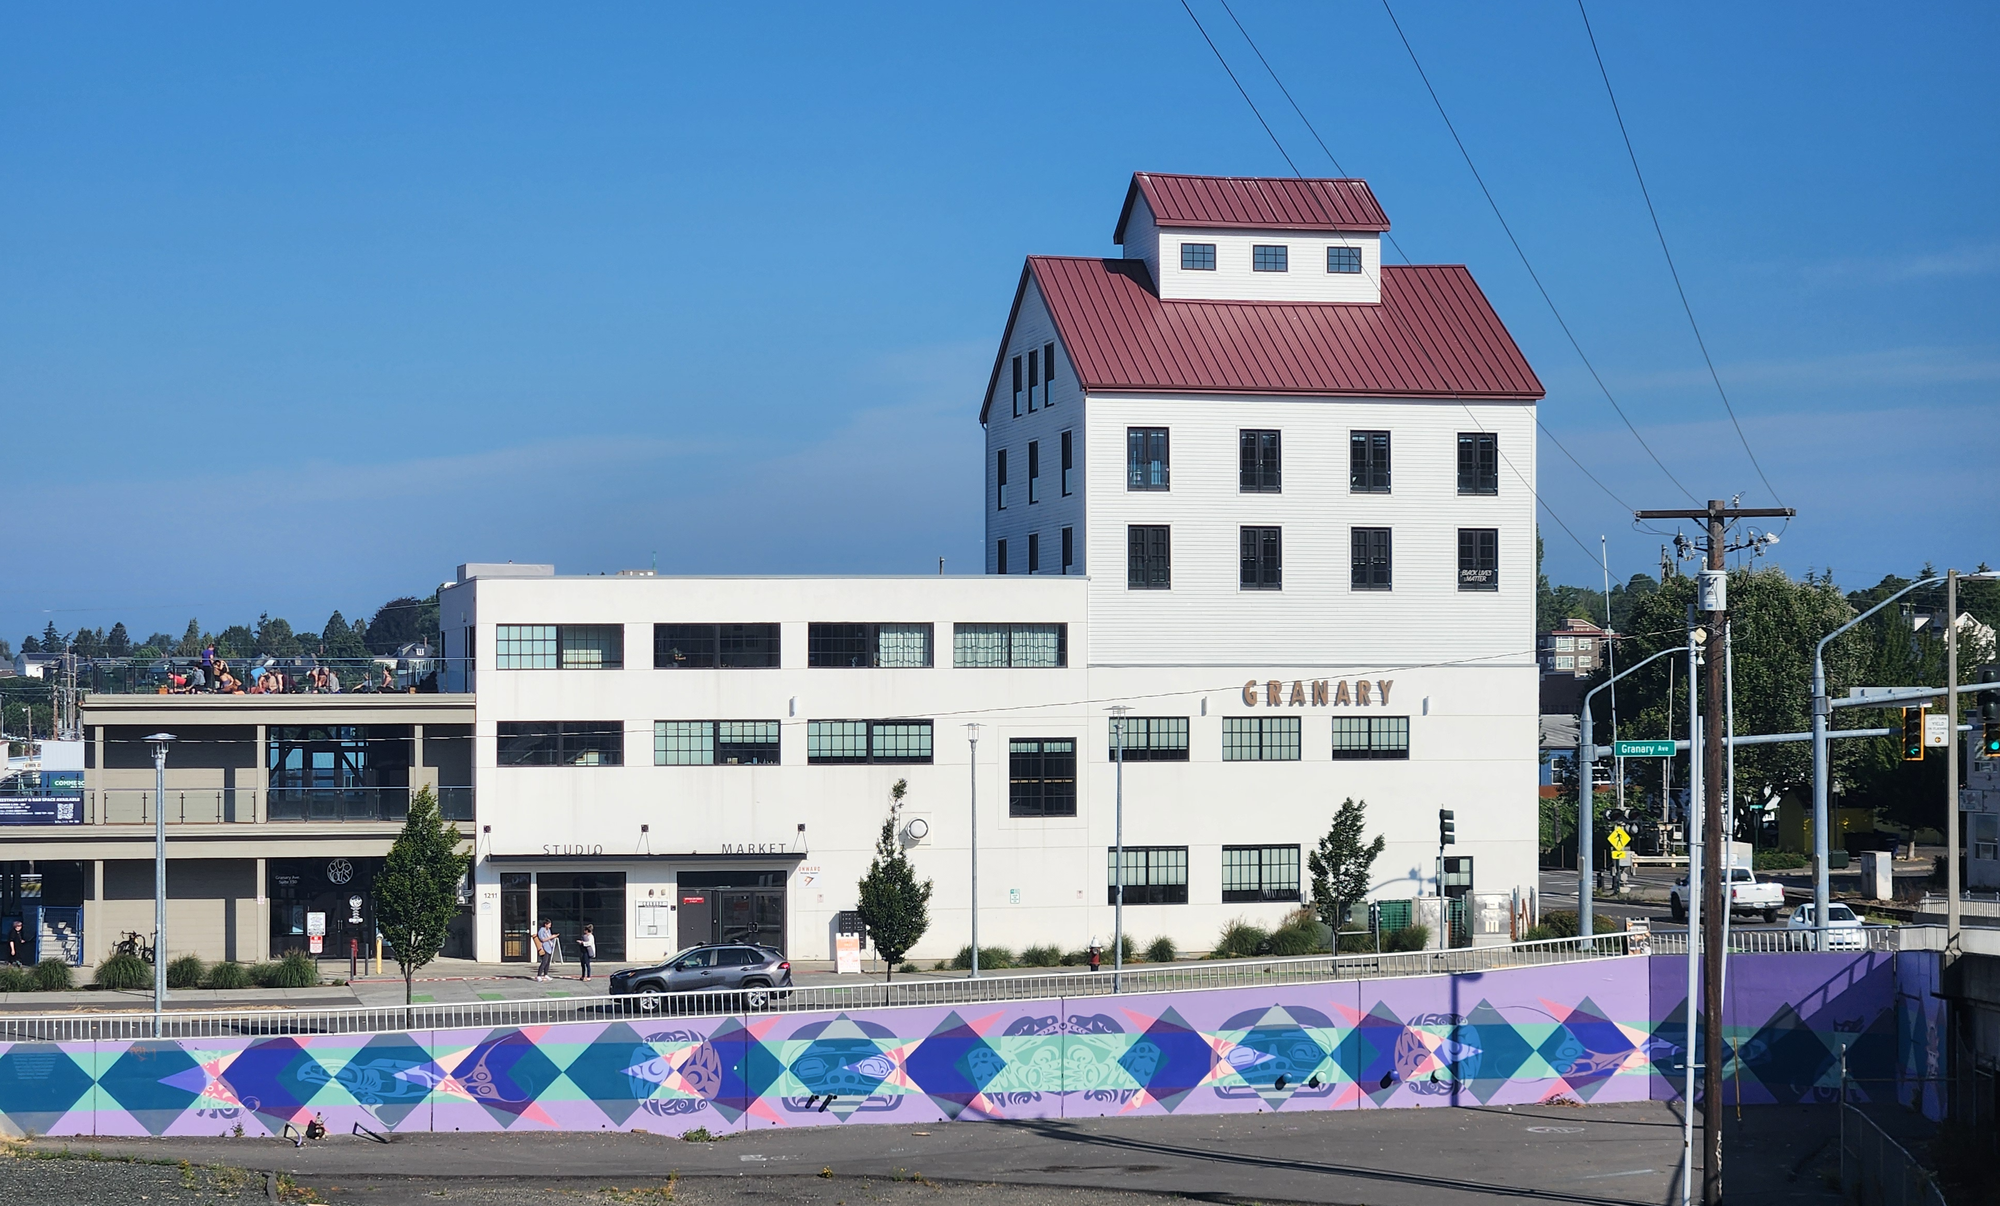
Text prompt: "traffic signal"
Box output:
[[1981, 665, 2000, 758], [1439, 809, 1456, 847], [1901, 707, 1925, 761]]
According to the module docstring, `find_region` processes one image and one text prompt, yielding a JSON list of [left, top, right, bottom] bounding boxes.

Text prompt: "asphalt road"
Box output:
[[12, 1100, 1850, 1206]]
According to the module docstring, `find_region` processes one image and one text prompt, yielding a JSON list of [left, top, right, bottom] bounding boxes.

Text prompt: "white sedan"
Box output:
[[1784, 903, 1866, 950]]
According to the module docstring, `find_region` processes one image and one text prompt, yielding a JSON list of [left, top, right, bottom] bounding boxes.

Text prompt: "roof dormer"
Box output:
[[1115, 173, 1389, 304]]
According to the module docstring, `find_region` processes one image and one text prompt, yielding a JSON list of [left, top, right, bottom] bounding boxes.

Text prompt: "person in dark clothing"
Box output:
[[5, 920, 26, 966]]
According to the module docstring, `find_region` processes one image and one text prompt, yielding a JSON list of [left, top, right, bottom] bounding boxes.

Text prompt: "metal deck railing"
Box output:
[[1646, 924, 1933, 954]]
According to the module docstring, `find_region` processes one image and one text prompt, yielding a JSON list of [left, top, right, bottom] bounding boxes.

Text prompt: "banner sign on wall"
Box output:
[[0, 795, 82, 825]]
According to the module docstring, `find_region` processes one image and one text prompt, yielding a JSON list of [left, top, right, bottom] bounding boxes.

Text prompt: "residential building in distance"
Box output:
[[1540, 618, 1611, 679]]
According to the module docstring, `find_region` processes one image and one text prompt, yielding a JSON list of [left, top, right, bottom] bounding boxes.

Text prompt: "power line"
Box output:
[[1575, 0, 1784, 508], [1177, 0, 1300, 176], [1378, 0, 1699, 506]]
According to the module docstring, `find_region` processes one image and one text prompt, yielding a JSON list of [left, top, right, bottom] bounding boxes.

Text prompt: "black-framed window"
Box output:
[[1060, 430, 1073, 496], [997, 448, 1009, 510], [1327, 246, 1362, 274], [494, 624, 623, 670], [1009, 738, 1076, 817], [1027, 346, 1040, 412], [1109, 716, 1189, 762], [1043, 343, 1057, 403], [997, 539, 1008, 575], [1126, 427, 1169, 490], [1061, 526, 1074, 574], [1239, 429, 1281, 492], [1350, 430, 1390, 493], [1028, 533, 1040, 573], [951, 623, 1067, 668], [1181, 242, 1216, 270], [1332, 715, 1410, 760], [1027, 440, 1040, 504], [1012, 354, 1022, 418], [1458, 432, 1498, 495], [1128, 525, 1170, 591], [807, 623, 934, 668], [1109, 846, 1188, 905], [654, 623, 780, 669], [1252, 244, 1288, 272], [1223, 716, 1301, 762], [1351, 527, 1392, 590], [806, 719, 933, 765], [655, 720, 781, 766], [1240, 527, 1282, 591], [1223, 845, 1302, 902], [498, 721, 624, 767], [1458, 528, 1499, 591]]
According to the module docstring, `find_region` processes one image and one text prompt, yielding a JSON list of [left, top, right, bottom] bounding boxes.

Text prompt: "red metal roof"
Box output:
[[979, 257, 1543, 421], [1114, 173, 1391, 242]]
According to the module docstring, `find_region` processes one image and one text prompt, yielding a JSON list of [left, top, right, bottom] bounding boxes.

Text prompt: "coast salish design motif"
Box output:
[[0, 953, 1939, 1137]]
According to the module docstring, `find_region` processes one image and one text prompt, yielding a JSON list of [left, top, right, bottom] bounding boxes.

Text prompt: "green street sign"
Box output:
[[1614, 740, 1677, 758]]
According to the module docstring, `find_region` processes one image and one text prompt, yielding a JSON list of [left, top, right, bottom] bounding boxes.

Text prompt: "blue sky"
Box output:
[[4, 2, 1996, 645]]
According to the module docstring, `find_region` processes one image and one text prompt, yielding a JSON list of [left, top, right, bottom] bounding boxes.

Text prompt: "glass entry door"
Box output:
[[500, 873, 531, 962], [716, 889, 784, 950], [535, 871, 626, 960]]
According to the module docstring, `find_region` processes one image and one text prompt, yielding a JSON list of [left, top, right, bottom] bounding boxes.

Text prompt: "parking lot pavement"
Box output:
[[22, 1099, 1854, 1206]]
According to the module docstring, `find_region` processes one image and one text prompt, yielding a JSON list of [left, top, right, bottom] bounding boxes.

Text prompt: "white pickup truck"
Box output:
[[1669, 866, 1784, 923]]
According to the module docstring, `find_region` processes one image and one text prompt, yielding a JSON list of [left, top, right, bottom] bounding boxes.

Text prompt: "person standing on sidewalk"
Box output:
[[577, 924, 596, 982], [535, 919, 555, 981], [5, 920, 25, 967]]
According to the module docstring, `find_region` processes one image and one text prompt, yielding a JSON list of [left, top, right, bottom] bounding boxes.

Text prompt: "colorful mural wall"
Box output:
[[0, 952, 1939, 1138]]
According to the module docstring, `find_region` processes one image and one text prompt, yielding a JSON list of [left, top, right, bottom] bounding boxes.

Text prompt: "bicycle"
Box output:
[[113, 931, 156, 963]]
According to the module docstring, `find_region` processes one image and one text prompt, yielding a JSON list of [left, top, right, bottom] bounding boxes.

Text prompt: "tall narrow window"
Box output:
[[1042, 342, 1056, 404], [1126, 428, 1169, 490], [1252, 245, 1289, 272], [1350, 431, 1390, 493], [1027, 440, 1039, 504], [1027, 532, 1040, 574], [1180, 242, 1216, 271], [1061, 526, 1074, 574], [1240, 527, 1282, 590], [1239, 429, 1281, 492], [1127, 525, 1170, 591], [996, 449, 1008, 510], [1458, 432, 1499, 494], [1012, 355, 1022, 418], [1351, 528, 1392, 590], [1458, 528, 1499, 591], [1327, 246, 1362, 274], [997, 539, 1008, 576], [1027, 347, 1040, 412], [1060, 430, 1074, 496]]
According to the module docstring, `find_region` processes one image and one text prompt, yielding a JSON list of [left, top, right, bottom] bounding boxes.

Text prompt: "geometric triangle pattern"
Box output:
[[0, 951, 1936, 1138]]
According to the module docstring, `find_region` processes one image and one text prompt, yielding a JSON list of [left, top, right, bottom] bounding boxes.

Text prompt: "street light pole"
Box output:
[[1947, 571, 1961, 948], [966, 724, 980, 979], [1111, 706, 1129, 993], [146, 732, 176, 1035], [1577, 644, 1687, 937]]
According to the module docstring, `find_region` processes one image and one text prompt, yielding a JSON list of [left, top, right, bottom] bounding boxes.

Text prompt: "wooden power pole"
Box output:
[[1635, 500, 1793, 1206]]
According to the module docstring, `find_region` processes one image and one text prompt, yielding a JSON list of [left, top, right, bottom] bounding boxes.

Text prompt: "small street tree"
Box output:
[[855, 779, 931, 981], [373, 786, 472, 1005], [1307, 797, 1387, 938]]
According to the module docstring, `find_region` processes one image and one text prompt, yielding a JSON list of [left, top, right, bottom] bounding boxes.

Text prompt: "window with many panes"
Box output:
[[805, 719, 933, 765], [497, 721, 624, 766], [951, 623, 1067, 668], [1128, 525, 1171, 590], [495, 625, 623, 670], [1109, 846, 1188, 904], [1457, 432, 1498, 494], [1252, 244, 1288, 272], [1458, 529, 1498, 591], [653, 623, 780, 669], [1009, 738, 1076, 817], [1240, 527, 1282, 591], [1332, 715, 1410, 760], [1181, 242, 1216, 270], [1109, 716, 1188, 762], [1223, 716, 1301, 761], [1327, 245, 1362, 274], [1223, 845, 1301, 902], [807, 623, 934, 668], [1240, 429, 1281, 492], [1350, 431, 1390, 493], [1351, 528, 1392, 590], [1127, 428, 1169, 490], [654, 720, 781, 766]]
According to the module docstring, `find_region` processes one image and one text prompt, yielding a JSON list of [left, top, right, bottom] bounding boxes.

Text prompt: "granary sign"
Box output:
[[1241, 679, 1395, 708]]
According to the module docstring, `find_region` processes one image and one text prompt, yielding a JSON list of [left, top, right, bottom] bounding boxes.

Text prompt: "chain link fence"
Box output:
[[1841, 1103, 1946, 1206]]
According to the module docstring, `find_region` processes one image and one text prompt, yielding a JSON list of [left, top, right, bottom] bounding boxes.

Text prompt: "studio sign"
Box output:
[[1243, 678, 1395, 708], [542, 844, 605, 856]]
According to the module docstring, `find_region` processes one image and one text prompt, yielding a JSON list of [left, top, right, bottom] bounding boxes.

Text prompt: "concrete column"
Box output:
[[254, 857, 269, 963], [412, 724, 437, 794], [254, 724, 268, 823], [82, 860, 104, 968]]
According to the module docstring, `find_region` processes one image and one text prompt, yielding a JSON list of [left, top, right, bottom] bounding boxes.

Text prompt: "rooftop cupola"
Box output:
[[1114, 172, 1389, 304]]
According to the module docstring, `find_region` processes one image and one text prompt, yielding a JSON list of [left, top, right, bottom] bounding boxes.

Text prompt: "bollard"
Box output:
[[350, 937, 359, 980]]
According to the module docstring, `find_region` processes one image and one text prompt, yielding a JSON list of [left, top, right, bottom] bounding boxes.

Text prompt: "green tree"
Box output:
[[855, 779, 931, 981], [320, 611, 369, 660], [40, 622, 61, 651], [216, 624, 255, 658], [142, 632, 177, 655], [366, 595, 439, 654], [105, 623, 131, 657], [1306, 797, 1386, 933], [0, 637, 12, 662], [174, 619, 204, 657], [373, 786, 472, 1006], [254, 614, 301, 657]]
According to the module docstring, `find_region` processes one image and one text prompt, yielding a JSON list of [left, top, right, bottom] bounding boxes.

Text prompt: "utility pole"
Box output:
[[1637, 500, 1792, 1206], [1947, 571, 1960, 947]]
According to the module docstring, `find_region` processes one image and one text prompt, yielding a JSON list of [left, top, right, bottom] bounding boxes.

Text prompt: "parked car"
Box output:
[[609, 944, 792, 1012], [1669, 867, 1784, 924], [1784, 902, 1866, 950]]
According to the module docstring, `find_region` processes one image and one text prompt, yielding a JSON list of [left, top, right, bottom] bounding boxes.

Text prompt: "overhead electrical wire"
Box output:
[[1575, 0, 1785, 509], [1177, 0, 1301, 176], [1377, 0, 1700, 507]]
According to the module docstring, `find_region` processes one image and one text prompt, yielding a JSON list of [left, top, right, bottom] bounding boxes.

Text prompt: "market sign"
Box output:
[[0, 795, 83, 825]]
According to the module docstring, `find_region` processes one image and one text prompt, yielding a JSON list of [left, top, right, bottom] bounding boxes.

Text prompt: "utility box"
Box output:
[[1859, 850, 1894, 900]]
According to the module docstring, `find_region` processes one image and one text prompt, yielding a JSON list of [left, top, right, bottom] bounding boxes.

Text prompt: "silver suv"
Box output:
[[610, 944, 792, 1012]]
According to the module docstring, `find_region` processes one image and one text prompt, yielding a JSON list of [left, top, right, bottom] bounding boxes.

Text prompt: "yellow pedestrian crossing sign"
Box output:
[[1607, 825, 1631, 862]]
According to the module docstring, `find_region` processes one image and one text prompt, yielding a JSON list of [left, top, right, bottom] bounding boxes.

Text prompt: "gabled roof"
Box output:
[[1114, 172, 1391, 242], [979, 257, 1543, 422]]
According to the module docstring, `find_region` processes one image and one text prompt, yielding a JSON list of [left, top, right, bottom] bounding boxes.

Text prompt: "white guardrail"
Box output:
[[0, 927, 1940, 1043]]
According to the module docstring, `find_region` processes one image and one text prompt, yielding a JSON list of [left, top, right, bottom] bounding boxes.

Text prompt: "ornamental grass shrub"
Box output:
[[166, 953, 206, 989], [204, 961, 252, 990], [32, 958, 74, 992], [1018, 945, 1062, 967], [0, 966, 34, 992], [1211, 919, 1269, 959], [271, 950, 320, 988], [949, 945, 1015, 971], [94, 952, 150, 990], [1381, 925, 1431, 953], [1143, 936, 1177, 964]]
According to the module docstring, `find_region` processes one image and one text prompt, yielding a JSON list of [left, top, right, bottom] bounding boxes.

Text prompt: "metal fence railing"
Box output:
[[1647, 924, 1929, 955], [82, 787, 474, 825], [0, 932, 1638, 1043], [1841, 1103, 1946, 1206]]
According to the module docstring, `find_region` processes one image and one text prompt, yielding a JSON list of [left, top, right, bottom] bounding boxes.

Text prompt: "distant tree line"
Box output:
[[5, 594, 442, 665]]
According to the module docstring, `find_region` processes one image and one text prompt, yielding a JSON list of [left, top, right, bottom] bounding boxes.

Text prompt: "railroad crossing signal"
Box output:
[[1607, 825, 1631, 862]]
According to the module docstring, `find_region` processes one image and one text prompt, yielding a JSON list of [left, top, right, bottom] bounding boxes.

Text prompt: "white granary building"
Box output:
[[444, 173, 1545, 966]]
